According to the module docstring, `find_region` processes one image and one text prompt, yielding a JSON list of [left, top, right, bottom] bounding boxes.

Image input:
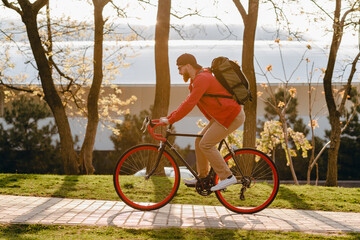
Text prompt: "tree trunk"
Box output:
[[307, 163, 313, 185], [307, 82, 316, 185], [281, 116, 299, 185], [17, 0, 79, 174], [326, 121, 341, 186], [145, 0, 171, 174], [323, 0, 343, 187], [78, 0, 109, 174], [234, 0, 259, 149], [152, 0, 171, 120]]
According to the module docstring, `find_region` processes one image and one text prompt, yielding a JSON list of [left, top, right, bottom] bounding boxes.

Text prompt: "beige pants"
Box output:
[[195, 108, 245, 180]]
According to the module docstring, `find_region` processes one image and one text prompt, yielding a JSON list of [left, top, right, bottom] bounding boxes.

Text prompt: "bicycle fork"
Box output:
[[144, 141, 167, 180]]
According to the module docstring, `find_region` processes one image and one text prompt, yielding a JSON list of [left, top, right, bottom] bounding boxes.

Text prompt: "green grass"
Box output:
[[0, 174, 359, 239], [0, 173, 359, 212], [0, 224, 359, 240]]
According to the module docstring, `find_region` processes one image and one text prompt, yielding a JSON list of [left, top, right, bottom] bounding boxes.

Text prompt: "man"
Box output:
[[160, 53, 245, 191]]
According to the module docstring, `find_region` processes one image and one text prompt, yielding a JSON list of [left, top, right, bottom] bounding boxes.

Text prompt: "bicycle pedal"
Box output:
[[185, 183, 196, 188]]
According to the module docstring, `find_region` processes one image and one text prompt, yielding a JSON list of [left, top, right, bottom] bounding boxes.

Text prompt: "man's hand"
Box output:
[[159, 117, 169, 125]]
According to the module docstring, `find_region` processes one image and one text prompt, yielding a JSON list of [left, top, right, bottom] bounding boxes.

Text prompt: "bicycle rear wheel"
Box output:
[[215, 148, 279, 214], [113, 144, 180, 211]]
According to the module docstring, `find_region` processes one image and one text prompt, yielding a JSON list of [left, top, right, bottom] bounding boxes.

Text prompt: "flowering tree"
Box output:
[[256, 39, 313, 184], [256, 120, 311, 165], [1, 0, 136, 174], [304, 60, 327, 185], [263, 0, 359, 186], [258, 93, 312, 185]]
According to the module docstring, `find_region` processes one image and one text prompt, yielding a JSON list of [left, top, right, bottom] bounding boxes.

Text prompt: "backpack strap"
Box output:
[[195, 68, 211, 76], [198, 68, 235, 101], [203, 93, 234, 99]]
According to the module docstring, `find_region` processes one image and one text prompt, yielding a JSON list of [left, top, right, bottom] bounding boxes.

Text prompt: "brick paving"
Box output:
[[0, 195, 359, 233]]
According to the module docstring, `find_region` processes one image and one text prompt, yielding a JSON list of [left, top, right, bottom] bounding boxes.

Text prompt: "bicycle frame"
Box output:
[[146, 123, 245, 184]]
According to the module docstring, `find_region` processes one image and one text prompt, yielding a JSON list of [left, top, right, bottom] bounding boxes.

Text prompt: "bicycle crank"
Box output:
[[195, 177, 213, 196]]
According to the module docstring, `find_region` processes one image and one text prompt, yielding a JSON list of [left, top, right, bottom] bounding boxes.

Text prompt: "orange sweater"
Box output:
[[167, 69, 241, 129]]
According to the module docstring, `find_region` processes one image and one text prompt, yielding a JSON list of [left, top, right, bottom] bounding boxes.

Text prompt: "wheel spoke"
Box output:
[[113, 144, 180, 211], [215, 148, 279, 214]]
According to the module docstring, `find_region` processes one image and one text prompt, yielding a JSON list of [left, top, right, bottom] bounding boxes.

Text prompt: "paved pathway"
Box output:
[[0, 195, 359, 233]]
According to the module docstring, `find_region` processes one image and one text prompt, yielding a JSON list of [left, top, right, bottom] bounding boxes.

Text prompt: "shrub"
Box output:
[[0, 96, 63, 174]]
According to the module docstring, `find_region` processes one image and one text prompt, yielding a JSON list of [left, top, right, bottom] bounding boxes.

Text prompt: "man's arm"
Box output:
[[167, 76, 209, 124]]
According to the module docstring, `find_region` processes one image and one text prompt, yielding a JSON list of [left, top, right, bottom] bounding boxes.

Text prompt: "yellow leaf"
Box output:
[[265, 65, 272, 72]]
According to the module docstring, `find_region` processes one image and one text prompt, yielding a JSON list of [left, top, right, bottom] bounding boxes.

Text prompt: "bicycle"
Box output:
[[113, 117, 279, 214]]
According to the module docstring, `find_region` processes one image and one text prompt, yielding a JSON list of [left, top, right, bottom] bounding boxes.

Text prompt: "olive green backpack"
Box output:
[[205, 56, 252, 105]]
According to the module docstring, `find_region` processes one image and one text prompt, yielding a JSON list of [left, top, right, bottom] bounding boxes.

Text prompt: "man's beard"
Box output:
[[183, 72, 190, 83]]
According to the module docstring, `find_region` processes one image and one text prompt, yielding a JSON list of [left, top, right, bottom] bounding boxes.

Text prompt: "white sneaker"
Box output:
[[211, 175, 237, 191], [183, 178, 197, 185]]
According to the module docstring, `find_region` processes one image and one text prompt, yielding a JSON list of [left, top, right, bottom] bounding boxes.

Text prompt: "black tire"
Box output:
[[113, 144, 180, 211], [215, 148, 279, 214]]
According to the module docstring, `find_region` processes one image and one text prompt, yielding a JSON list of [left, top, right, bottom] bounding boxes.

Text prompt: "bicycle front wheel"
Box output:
[[113, 144, 180, 211], [215, 148, 279, 214]]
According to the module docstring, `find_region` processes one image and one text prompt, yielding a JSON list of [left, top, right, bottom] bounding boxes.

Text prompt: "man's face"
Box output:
[[178, 64, 190, 83]]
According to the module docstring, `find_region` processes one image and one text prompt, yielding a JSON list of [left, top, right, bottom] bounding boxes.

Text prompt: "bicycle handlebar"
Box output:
[[142, 117, 167, 142]]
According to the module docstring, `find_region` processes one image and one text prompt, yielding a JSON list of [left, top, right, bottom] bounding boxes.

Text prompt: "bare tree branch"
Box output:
[[170, 10, 201, 19], [340, 5, 360, 29], [254, 56, 279, 111], [309, 0, 333, 21], [232, 0, 247, 24], [2, 0, 22, 15], [109, 0, 127, 17], [309, 52, 360, 172], [126, 23, 147, 40], [137, 0, 156, 7], [310, 98, 359, 171], [338, 51, 360, 114], [0, 81, 34, 94], [0, 72, 43, 97], [49, 59, 76, 87], [33, 0, 48, 14], [266, 0, 300, 39]]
